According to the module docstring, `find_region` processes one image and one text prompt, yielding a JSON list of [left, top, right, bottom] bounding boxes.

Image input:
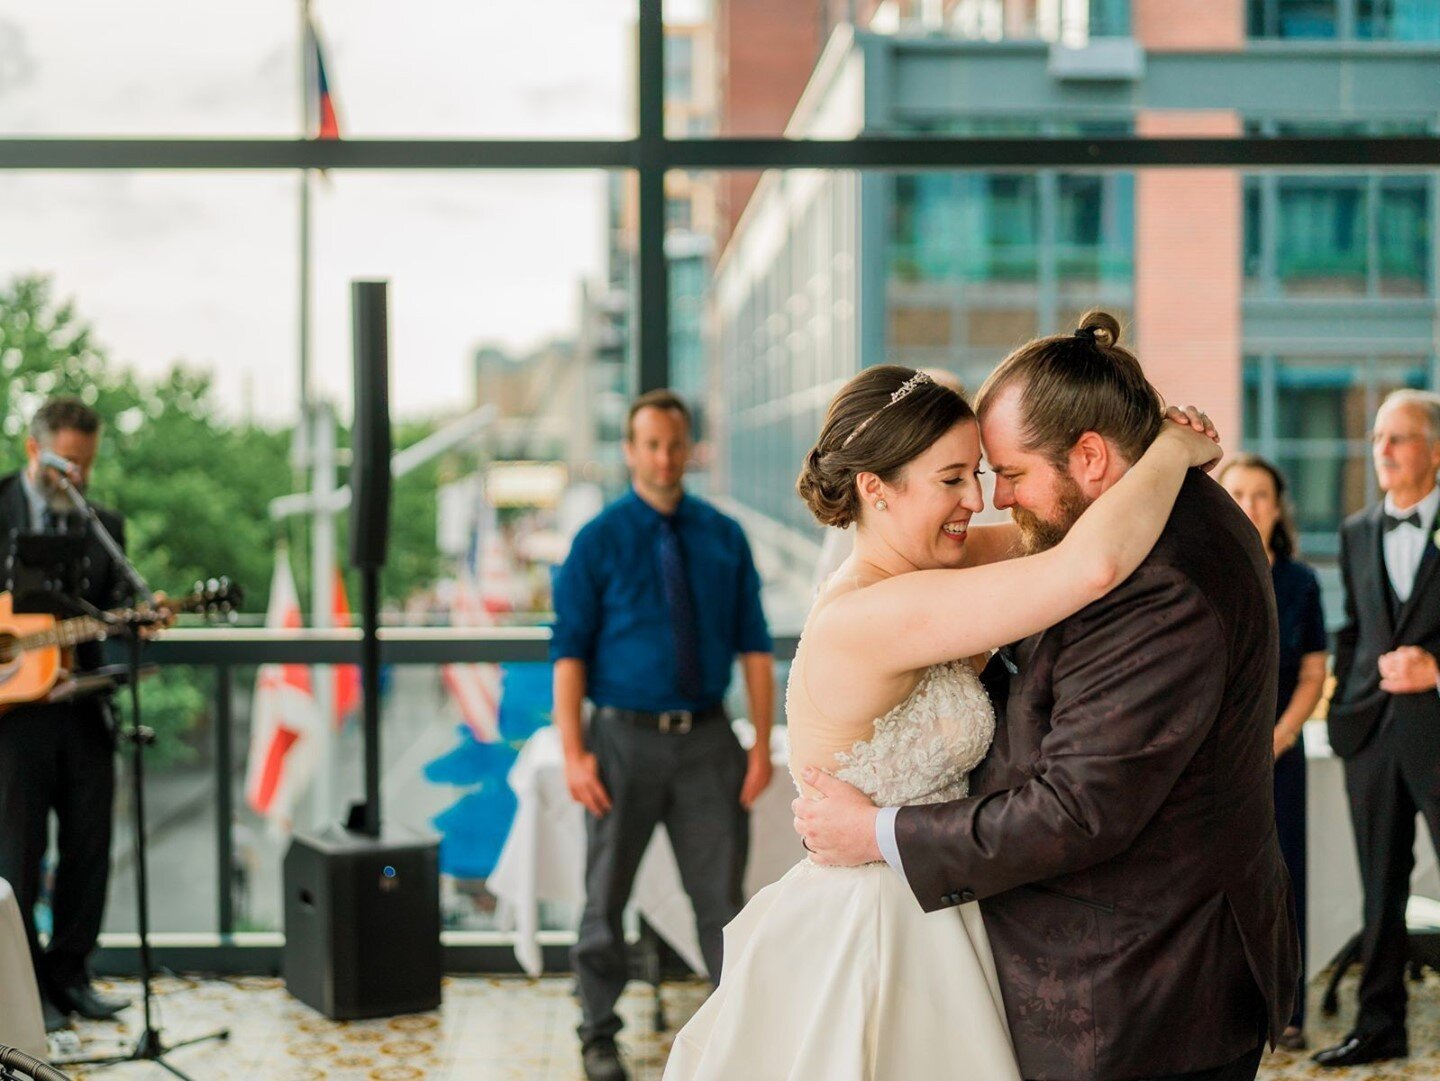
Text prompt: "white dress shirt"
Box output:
[[876, 805, 904, 873], [1383, 486, 1440, 603]]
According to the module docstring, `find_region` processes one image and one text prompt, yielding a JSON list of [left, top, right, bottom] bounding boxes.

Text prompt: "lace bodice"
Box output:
[[787, 656, 996, 807], [833, 661, 995, 806]]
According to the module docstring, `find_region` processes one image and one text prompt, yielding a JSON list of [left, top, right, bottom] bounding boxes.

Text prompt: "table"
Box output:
[[1305, 723, 1440, 980], [0, 877, 45, 1058], [487, 722, 801, 977]]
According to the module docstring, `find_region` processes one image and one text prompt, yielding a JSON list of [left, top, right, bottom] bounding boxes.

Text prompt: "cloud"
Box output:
[[0, 3, 623, 419]]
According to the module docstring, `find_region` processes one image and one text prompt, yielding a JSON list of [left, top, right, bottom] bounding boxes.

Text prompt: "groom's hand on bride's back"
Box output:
[[792, 769, 881, 866], [565, 751, 613, 817]]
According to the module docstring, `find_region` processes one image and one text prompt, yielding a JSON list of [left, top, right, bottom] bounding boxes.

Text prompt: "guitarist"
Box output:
[[0, 397, 136, 1032]]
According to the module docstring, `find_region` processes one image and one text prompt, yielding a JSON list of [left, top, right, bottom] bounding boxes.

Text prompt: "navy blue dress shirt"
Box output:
[[550, 489, 772, 713]]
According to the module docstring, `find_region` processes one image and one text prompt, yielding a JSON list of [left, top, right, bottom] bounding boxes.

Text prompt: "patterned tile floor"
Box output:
[[49, 975, 707, 1081], [37, 970, 1440, 1080]]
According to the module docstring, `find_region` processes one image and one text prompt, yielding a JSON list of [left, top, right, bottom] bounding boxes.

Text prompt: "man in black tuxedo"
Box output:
[[0, 397, 132, 1032], [1317, 389, 1440, 1068]]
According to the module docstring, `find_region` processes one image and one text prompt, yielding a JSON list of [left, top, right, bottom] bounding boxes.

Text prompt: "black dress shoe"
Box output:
[[1312, 1031, 1408, 1068], [51, 982, 132, 1021], [42, 996, 71, 1033], [1277, 1026, 1307, 1052], [581, 1041, 629, 1081]]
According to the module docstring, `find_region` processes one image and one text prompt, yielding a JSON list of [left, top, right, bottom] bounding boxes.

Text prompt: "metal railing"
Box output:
[[112, 627, 800, 971]]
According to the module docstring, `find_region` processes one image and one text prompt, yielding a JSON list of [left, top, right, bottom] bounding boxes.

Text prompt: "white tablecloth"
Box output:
[[1305, 724, 1440, 980], [487, 722, 801, 977], [0, 877, 46, 1058]]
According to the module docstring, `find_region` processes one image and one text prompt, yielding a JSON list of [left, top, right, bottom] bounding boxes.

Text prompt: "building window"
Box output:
[[1276, 178, 1368, 295], [1378, 178, 1431, 296], [1357, 0, 1440, 39], [886, 132, 1133, 379], [665, 195, 693, 233], [1250, 0, 1340, 37], [1243, 179, 1264, 287], [1245, 174, 1433, 299], [665, 35, 694, 103], [891, 171, 1134, 287], [949, 0, 1131, 42], [1251, 0, 1440, 38], [1244, 354, 1434, 555]]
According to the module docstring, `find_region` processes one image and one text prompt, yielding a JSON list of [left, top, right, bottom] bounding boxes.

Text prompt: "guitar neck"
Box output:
[[15, 615, 112, 654], [0, 583, 232, 662]]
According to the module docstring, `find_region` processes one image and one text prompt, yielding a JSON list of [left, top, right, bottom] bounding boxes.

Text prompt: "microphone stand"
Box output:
[[46, 472, 228, 1078]]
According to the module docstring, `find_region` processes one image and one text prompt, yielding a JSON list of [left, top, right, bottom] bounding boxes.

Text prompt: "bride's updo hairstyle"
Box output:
[[797, 365, 973, 528]]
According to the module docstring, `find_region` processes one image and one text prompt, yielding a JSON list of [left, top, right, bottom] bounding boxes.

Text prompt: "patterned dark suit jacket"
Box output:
[[895, 472, 1300, 1081]]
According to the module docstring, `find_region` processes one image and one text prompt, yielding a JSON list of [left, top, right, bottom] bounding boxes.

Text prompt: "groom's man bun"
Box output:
[[798, 365, 972, 528], [974, 309, 1162, 468]]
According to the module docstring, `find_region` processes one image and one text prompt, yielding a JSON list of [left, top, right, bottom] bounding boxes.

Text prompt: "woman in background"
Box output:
[[1220, 453, 1328, 1051]]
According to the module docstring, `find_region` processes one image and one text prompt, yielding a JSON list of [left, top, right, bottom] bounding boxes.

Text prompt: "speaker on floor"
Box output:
[[349, 279, 392, 571], [282, 826, 442, 1019]]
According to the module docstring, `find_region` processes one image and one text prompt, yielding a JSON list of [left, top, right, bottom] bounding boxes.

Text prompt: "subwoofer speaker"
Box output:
[[282, 827, 442, 1019], [349, 279, 392, 570]]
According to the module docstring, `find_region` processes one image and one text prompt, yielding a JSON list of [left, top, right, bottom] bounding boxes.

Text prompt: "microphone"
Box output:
[[39, 450, 80, 480]]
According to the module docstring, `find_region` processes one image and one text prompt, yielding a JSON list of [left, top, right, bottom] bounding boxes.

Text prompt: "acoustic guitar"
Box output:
[[0, 578, 241, 707]]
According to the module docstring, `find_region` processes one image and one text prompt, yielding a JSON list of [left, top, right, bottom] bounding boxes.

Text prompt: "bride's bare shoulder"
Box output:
[[807, 568, 884, 644]]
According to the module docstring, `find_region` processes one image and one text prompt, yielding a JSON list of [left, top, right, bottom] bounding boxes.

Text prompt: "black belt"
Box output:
[[595, 704, 726, 734]]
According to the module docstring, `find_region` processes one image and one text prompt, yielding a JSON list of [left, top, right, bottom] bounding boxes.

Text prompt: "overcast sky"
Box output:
[[0, 1, 702, 422]]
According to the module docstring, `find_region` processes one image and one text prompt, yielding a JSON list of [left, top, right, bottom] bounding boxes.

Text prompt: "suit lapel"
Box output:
[[1396, 515, 1440, 638], [0, 474, 31, 530], [1368, 504, 1396, 642]]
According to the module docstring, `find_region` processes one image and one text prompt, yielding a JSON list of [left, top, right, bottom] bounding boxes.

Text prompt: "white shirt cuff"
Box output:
[[875, 806, 905, 875]]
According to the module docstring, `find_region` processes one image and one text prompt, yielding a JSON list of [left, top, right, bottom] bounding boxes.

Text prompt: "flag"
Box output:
[[306, 12, 341, 140], [441, 484, 506, 743], [244, 546, 326, 827]]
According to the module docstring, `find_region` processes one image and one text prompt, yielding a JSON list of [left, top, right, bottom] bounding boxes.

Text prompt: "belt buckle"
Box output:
[[658, 710, 693, 734]]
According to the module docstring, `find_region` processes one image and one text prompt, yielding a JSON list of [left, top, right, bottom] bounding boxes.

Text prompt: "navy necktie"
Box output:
[[658, 516, 703, 701]]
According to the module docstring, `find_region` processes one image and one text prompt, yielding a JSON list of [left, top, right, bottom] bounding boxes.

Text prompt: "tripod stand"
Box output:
[[36, 470, 228, 1078]]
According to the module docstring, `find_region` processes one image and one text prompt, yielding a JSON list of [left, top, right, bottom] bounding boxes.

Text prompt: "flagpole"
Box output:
[[311, 401, 337, 829], [298, 0, 313, 419], [300, 0, 336, 828]]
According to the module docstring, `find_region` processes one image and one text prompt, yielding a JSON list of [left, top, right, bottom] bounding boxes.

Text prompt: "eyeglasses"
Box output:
[[1369, 431, 1430, 447]]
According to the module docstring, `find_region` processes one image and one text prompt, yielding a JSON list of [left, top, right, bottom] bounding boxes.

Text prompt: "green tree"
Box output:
[[0, 275, 453, 763]]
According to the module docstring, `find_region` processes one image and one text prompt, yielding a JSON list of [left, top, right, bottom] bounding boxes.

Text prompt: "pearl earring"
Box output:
[[875, 499, 888, 511]]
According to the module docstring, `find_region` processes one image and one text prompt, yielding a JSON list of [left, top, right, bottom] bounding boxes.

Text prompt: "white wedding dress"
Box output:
[[663, 658, 1021, 1081]]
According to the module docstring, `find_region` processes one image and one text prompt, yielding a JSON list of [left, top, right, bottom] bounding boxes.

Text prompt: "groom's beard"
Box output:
[[1012, 473, 1091, 554]]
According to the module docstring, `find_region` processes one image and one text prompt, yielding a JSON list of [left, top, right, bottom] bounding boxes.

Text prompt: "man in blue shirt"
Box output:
[[552, 389, 774, 1081]]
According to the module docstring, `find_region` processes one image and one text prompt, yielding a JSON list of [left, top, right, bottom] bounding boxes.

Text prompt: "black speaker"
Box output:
[[282, 826, 442, 1019], [349, 279, 392, 570]]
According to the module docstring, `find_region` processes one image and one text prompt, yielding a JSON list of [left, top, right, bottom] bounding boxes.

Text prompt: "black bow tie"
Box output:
[[1384, 511, 1423, 533]]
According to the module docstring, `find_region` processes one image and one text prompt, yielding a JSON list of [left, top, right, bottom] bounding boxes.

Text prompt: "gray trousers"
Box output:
[[573, 711, 749, 1048]]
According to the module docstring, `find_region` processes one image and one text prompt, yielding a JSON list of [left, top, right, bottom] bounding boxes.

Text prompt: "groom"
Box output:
[[797, 330, 1299, 1081]]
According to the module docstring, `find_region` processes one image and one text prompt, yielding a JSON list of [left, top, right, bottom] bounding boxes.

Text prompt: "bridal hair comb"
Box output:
[[842, 370, 934, 449]]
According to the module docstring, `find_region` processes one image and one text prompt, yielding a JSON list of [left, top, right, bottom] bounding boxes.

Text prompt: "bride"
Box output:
[[662, 361, 1220, 1080]]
